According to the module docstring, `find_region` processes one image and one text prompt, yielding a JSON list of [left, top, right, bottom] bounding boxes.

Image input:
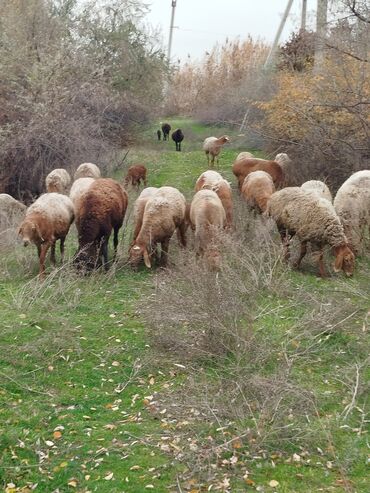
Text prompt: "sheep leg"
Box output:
[[176, 221, 187, 247], [279, 229, 291, 261], [113, 227, 119, 257], [159, 238, 170, 266], [293, 241, 307, 269], [179, 142, 181, 152], [39, 243, 50, 280], [60, 237, 65, 264], [50, 242, 56, 267], [318, 251, 327, 278], [101, 238, 109, 271]]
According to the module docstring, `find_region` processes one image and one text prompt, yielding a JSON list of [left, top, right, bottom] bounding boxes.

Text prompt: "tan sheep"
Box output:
[[235, 151, 254, 161], [301, 180, 332, 202], [195, 170, 233, 228], [232, 157, 284, 190], [45, 168, 71, 194], [334, 170, 370, 253], [203, 136, 229, 166], [18, 193, 75, 279], [190, 189, 226, 270], [241, 171, 275, 213], [266, 187, 355, 277], [69, 177, 95, 208], [132, 187, 158, 244], [129, 186, 187, 269], [74, 162, 101, 180], [0, 193, 26, 226]]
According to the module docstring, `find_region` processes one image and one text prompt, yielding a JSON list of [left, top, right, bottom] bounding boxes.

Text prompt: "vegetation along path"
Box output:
[[0, 119, 369, 492]]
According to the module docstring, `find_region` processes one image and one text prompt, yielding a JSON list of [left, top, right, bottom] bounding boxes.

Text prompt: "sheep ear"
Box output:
[[143, 248, 151, 268]]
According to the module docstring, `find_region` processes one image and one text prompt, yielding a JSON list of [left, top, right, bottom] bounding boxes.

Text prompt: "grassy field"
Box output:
[[0, 118, 369, 493]]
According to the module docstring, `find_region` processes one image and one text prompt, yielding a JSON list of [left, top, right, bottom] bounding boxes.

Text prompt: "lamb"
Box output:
[[172, 128, 184, 152], [266, 187, 355, 277], [235, 151, 254, 161], [131, 187, 158, 244], [241, 171, 275, 213], [334, 170, 370, 254], [129, 186, 187, 268], [195, 170, 233, 228], [161, 123, 171, 141], [45, 168, 71, 194], [69, 177, 95, 208], [74, 178, 128, 271], [203, 136, 230, 166], [18, 193, 74, 279], [232, 157, 284, 190], [0, 194, 26, 224], [123, 165, 147, 189], [74, 162, 101, 180], [301, 180, 332, 202], [190, 189, 226, 270]]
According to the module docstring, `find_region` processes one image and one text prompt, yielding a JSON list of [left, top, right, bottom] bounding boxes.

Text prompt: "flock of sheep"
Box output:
[[0, 129, 369, 280]]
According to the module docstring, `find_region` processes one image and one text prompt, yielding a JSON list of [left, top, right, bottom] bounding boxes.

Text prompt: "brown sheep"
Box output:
[[190, 189, 226, 270], [18, 193, 74, 279], [123, 165, 147, 189], [241, 171, 275, 213], [203, 136, 230, 166], [74, 178, 128, 271], [232, 157, 284, 191], [195, 170, 233, 229], [129, 186, 187, 269]]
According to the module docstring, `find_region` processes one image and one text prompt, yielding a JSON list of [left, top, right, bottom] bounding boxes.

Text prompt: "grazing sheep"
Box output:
[[69, 177, 95, 207], [0, 194, 26, 225], [74, 162, 101, 181], [123, 165, 147, 189], [241, 171, 275, 213], [129, 186, 187, 268], [301, 180, 332, 202], [171, 128, 184, 152], [157, 129, 161, 141], [74, 178, 128, 271], [266, 187, 355, 277], [45, 168, 71, 194], [195, 170, 233, 228], [236, 151, 254, 161], [232, 157, 284, 190], [334, 170, 370, 254], [18, 193, 74, 279], [131, 187, 158, 244], [203, 136, 230, 166], [161, 123, 171, 141], [274, 153, 291, 169], [190, 189, 226, 270]]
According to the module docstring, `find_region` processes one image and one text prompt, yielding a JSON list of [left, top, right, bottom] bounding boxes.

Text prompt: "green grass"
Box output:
[[0, 118, 369, 492]]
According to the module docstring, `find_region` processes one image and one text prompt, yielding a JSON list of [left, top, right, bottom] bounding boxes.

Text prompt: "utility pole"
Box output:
[[313, 0, 328, 74], [167, 0, 177, 61], [301, 0, 307, 31], [264, 0, 294, 67]]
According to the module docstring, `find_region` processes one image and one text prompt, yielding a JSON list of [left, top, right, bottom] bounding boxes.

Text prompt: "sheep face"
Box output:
[[333, 245, 355, 277], [18, 221, 44, 246], [129, 244, 151, 269]]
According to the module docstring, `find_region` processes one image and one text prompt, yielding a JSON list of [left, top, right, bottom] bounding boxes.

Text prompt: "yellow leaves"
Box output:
[[67, 479, 78, 488], [5, 484, 17, 493]]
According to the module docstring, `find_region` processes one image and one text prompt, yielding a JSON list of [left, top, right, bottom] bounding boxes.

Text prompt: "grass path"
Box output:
[[0, 118, 369, 492]]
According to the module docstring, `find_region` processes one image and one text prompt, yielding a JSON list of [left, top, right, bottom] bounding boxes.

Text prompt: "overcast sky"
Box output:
[[145, 0, 318, 62]]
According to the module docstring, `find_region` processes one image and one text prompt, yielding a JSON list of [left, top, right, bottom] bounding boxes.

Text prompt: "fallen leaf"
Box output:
[[45, 440, 54, 447], [112, 361, 120, 367], [269, 479, 279, 487], [104, 472, 114, 480], [68, 479, 78, 487], [53, 431, 62, 440]]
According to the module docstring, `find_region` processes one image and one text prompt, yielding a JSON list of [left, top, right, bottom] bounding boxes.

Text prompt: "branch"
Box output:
[[348, 1, 370, 24], [325, 42, 369, 63]]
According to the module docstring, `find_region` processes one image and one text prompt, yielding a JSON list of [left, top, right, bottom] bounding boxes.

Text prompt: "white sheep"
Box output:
[[241, 170, 275, 213], [195, 170, 233, 228], [69, 177, 95, 208], [129, 186, 187, 268], [0, 194, 27, 226], [74, 162, 101, 180], [266, 187, 355, 277], [301, 180, 332, 202], [334, 170, 370, 253], [18, 193, 75, 279], [190, 189, 226, 270], [236, 151, 254, 161], [203, 136, 229, 166], [45, 168, 71, 194]]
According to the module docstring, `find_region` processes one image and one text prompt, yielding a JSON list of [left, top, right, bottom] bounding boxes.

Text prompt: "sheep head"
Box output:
[[333, 245, 355, 277], [18, 220, 44, 246], [129, 244, 151, 269]]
